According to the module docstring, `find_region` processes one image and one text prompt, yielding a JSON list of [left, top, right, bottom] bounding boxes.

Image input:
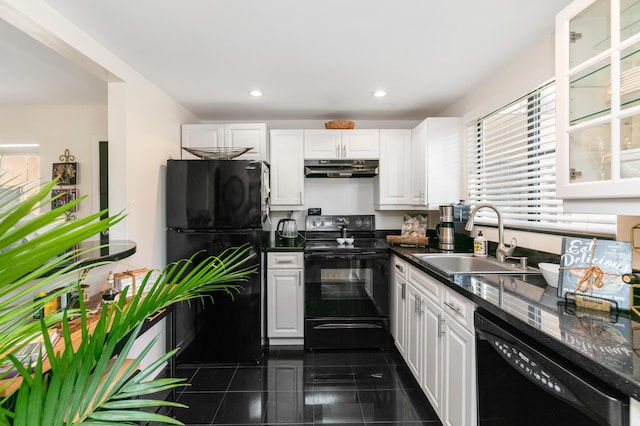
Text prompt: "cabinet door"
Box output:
[[555, 0, 640, 206], [376, 130, 412, 208], [405, 283, 425, 380], [425, 118, 462, 206], [181, 124, 224, 158], [421, 296, 443, 416], [410, 121, 427, 207], [341, 129, 380, 159], [392, 271, 408, 357], [225, 123, 268, 161], [270, 130, 304, 209], [267, 269, 304, 339], [441, 316, 476, 426], [304, 130, 341, 159]]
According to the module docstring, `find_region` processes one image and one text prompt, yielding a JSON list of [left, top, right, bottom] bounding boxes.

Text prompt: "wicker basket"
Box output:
[[325, 120, 355, 129]]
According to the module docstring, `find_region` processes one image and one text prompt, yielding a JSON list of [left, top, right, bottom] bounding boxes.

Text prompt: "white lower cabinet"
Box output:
[[406, 282, 427, 380], [267, 252, 304, 345], [391, 255, 408, 357], [441, 313, 475, 426], [394, 261, 476, 426]]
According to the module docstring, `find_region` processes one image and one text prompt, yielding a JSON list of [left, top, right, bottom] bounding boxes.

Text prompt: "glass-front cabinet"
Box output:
[[556, 0, 640, 203]]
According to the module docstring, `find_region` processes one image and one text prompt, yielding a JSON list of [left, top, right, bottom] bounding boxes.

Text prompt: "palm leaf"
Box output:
[[0, 178, 257, 424]]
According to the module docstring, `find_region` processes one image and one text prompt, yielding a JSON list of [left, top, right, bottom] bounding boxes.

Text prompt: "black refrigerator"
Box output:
[[166, 159, 269, 364]]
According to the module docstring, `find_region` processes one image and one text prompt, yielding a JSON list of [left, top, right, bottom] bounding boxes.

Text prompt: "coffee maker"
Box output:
[[436, 203, 472, 252], [436, 205, 456, 251]]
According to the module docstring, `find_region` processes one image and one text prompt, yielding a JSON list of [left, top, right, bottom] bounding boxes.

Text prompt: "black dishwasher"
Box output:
[[475, 310, 629, 426]]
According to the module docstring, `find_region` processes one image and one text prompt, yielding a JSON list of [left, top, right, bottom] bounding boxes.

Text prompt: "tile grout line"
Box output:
[[209, 363, 239, 425]]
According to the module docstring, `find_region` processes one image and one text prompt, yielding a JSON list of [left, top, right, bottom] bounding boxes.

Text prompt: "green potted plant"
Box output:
[[0, 179, 255, 425]]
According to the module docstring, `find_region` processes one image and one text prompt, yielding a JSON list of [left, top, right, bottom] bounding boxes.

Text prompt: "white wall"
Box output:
[[269, 177, 439, 237], [0, 0, 199, 272], [0, 104, 107, 216]]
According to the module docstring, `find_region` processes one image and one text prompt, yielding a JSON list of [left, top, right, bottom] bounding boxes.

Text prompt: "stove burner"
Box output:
[[304, 215, 385, 252]]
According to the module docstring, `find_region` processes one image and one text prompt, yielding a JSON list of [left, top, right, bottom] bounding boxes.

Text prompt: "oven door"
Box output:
[[304, 251, 390, 349]]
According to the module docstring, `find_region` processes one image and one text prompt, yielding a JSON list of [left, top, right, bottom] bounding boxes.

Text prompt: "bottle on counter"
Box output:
[[474, 231, 487, 257], [107, 271, 115, 289]]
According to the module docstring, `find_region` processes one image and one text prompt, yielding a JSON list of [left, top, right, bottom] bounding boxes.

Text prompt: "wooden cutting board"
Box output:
[[386, 235, 429, 246]]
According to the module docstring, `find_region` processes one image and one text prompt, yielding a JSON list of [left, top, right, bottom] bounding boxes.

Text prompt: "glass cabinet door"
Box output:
[[569, 58, 611, 124], [621, 0, 640, 42], [569, 123, 611, 182], [557, 0, 640, 200], [569, 0, 610, 67], [620, 114, 640, 178], [619, 3, 640, 180]]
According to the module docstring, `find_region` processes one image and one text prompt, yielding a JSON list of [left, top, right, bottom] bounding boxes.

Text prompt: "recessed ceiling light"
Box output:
[[373, 90, 387, 97], [250, 90, 263, 97]]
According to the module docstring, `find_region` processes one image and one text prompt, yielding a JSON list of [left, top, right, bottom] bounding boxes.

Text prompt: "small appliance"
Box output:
[[276, 218, 298, 240], [437, 204, 455, 251]]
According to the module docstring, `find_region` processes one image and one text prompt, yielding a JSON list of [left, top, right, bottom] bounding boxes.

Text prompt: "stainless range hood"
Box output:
[[304, 159, 379, 178]]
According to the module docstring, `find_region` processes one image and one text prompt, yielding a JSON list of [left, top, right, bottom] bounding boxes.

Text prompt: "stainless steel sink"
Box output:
[[412, 253, 539, 276]]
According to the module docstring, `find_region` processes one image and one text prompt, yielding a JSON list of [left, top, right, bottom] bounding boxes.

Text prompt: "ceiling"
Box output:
[[2, 0, 573, 120]]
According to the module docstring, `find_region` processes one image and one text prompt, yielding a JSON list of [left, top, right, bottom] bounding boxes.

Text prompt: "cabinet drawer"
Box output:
[[268, 252, 304, 269], [391, 255, 408, 279], [408, 266, 441, 304], [442, 288, 475, 332]]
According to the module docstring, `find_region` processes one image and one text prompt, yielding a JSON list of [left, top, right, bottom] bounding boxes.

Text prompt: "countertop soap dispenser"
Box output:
[[474, 231, 487, 257]]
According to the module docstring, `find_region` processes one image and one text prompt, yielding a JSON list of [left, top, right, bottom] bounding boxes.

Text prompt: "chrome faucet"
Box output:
[[465, 204, 517, 262]]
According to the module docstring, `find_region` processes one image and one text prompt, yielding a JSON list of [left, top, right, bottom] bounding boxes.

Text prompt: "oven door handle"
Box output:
[[313, 323, 383, 330]]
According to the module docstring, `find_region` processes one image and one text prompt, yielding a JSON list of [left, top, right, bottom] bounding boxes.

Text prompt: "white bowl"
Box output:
[[345, 237, 354, 244], [538, 263, 560, 288], [336, 238, 346, 245]]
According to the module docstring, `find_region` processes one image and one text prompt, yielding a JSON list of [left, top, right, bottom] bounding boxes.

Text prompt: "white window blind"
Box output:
[[466, 82, 616, 235]]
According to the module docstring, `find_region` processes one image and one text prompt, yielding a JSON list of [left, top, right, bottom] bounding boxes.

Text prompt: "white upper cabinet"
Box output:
[[270, 129, 304, 210], [224, 123, 268, 161], [181, 124, 224, 150], [181, 123, 268, 161], [409, 117, 462, 209], [425, 117, 463, 207], [341, 129, 380, 158], [375, 129, 413, 209], [303, 129, 380, 159], [411, 121, 428, 206], [556, 0, 640, 210]]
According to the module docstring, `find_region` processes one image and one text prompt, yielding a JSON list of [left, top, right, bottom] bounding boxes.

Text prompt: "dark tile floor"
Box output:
[[163, 347, 442, 425]]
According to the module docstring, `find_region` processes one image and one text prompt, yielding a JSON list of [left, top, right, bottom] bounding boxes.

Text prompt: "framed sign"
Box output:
[[52, 162, 78, 185], [51, 188, 78, 211], [558, 237, 633, 310]]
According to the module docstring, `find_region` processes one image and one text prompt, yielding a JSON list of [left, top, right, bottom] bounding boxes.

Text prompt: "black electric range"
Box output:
[[303, 215, 391, 350], [304, 214, 388, 252]]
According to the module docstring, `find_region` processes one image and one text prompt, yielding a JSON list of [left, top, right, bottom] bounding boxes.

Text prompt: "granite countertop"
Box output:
[[264, 235, 306, 252], [390, 246, 640, 401]]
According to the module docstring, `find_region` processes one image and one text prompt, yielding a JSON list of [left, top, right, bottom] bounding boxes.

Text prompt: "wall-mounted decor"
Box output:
[[51, 188, 78, 212], [52, 148, 78, 185], [52, 162, 78, 185]]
